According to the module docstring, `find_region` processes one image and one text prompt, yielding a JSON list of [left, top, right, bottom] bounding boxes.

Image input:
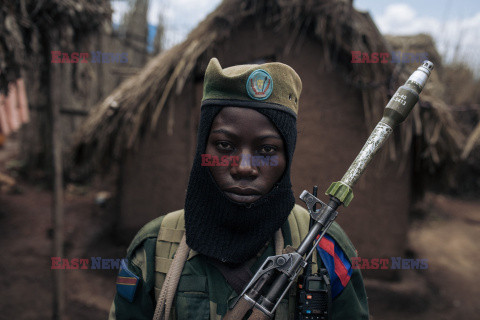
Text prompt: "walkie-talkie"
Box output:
[[296, 186, 332, 320]]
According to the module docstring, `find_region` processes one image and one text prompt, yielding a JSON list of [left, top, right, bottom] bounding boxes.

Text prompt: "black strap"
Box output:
[[209, 258, 253, 295], [208, 240, 273, 294]]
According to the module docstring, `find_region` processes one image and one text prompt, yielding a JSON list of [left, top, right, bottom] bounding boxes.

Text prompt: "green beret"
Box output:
[[201, 58, 302, 117]]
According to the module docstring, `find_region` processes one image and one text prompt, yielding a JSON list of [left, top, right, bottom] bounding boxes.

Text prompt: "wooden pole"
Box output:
[[49, 29, 65, 320]]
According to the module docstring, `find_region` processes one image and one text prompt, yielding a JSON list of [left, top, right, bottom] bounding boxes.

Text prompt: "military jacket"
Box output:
[[108, 205, 369, 319]]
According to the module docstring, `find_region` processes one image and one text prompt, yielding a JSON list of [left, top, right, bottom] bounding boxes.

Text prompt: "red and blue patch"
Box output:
[[116, 259, 140, 303], [316, 234, 353, 298]]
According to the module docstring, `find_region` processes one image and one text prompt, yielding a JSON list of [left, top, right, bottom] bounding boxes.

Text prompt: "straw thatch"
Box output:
[[1, 0, 114, 173], [73, 0, 390, 169], [72, 0, 463, 175], [384, 34, 443, 71], [0, 0, 112, 94]]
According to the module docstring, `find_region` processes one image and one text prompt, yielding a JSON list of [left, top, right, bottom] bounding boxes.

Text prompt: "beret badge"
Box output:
[[246, 69, 273, 100]]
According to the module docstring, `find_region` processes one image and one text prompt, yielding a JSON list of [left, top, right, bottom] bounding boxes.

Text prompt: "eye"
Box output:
[[216, 141, 234, 152], [259, 145, 277, 154]]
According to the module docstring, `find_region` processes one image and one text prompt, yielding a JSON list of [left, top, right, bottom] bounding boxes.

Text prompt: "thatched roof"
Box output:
[[72, 0, 464, 175], [384, 34, 443, 70], [0, 0, 111, 93]]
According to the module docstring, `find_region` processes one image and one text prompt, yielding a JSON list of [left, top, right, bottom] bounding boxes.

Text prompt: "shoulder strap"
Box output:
[[154, 209, 186, 300], [153, 235, 190, 320]]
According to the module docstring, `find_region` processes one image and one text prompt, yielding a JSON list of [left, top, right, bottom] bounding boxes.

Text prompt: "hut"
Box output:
[[0, 0, 114, 172], [0, 0, 158, 173], [73, 0, 463, 280]]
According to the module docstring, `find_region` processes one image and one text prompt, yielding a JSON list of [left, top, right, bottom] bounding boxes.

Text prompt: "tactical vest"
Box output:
[[153, 205, 320, 320]]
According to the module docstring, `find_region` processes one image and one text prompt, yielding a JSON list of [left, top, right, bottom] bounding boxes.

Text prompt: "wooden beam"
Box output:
[[49, 29, 65, 320]]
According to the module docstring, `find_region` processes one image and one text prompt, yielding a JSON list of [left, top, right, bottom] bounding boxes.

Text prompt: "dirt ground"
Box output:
[[366, 193, 480, 320], [0, 137, 479, 319]]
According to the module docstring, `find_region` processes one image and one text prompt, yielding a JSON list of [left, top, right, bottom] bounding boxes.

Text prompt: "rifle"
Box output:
[[224, 61, 434, 320]]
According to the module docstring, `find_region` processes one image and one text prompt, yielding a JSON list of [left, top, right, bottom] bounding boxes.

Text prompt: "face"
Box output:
[[205, 107, 287, 204]]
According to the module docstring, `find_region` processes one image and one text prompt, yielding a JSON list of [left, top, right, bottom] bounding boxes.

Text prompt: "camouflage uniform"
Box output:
[[109, 205, 369, 319]]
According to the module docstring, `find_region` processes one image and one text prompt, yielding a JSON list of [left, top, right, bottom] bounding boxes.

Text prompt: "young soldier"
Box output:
[[109, 58, 369, 319]]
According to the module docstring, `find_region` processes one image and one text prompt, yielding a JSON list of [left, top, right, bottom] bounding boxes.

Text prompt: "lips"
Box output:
[[223, 186, 262, 203]]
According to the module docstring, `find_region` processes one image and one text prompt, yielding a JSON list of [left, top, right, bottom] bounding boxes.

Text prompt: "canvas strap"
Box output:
[[153, 235, 190, 320]]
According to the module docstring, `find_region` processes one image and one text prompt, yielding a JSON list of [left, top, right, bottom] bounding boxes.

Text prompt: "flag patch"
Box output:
[[116, 259, 140, 302], [316, 234, 353, 298]]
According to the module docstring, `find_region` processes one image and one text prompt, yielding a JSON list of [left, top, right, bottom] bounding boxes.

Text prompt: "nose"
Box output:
[[230, 153, 258, 179]]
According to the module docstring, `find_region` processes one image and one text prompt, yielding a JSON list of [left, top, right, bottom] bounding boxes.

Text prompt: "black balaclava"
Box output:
[[184, 105, 297, 264], [184, 58, 302, 264]]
